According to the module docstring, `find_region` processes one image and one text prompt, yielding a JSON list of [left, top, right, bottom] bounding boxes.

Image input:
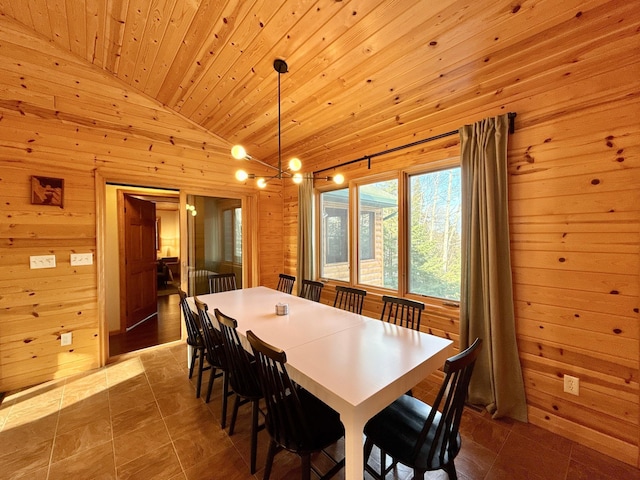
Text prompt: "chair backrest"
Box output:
[[413, 338, 483, 467], [178, 289, 202, 346], [193, 296, 225, 369], [380, 295, 424, 330], [333, 285, 367, 314], [246, 329, 315, 449], [276, 273, 296, 294], [214, 308, 262, 398], [208, 272, 237, 294], [299, 279, 324, 302]]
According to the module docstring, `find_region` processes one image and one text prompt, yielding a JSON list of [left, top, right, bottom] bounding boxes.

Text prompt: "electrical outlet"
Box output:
[[70, 253, 93, 266], [61, 332, 72, 346], [563, 374, 579, 396], [30, 255, 56, 269]]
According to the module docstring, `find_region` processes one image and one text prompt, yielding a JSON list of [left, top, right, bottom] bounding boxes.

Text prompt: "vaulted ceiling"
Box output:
[[0, 0, 588, 170]]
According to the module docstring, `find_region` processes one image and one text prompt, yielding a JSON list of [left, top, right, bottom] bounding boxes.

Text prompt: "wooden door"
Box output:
[[123, 194, 157, 330]]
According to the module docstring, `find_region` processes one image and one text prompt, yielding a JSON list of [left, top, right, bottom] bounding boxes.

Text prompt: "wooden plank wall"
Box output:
[[0, 17, 282, 392], [284, 16, 640, 470], [0, 2, 637, 469]]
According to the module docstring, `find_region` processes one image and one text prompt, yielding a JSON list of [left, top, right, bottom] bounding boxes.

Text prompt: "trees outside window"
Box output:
[[408, 168, 461, 300]]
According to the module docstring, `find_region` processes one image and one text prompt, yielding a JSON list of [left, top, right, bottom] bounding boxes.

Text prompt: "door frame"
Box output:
[[95, 172, 259, 365]]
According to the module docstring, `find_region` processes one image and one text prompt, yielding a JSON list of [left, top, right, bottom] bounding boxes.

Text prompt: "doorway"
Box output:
[[105, 184, 181, 357], [103, 184, 245, 358]]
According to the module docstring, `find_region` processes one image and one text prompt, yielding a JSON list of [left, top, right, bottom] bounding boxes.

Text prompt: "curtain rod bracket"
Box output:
[[508, 112, 516, 134]]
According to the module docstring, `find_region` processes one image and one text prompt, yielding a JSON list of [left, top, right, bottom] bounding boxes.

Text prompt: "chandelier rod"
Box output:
[[277, 61, 282, 179]]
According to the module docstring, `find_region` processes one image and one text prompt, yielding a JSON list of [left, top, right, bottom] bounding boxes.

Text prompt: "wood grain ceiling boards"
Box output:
[[0, 0, 613, 171]]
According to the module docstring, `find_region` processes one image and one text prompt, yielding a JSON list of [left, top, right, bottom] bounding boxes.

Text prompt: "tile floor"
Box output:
[[1, 341, 639, 480]]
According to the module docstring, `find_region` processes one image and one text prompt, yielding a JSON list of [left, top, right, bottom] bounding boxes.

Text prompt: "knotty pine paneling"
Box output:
[[284, 11, 640, 469], [0, 0, 638, 470], [0, 18, 283, 393]]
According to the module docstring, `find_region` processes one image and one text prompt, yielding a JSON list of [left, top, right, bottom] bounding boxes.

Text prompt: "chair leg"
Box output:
[[205, 367, 216, 403], [229, 394, 241, 436], [188, 347, 197, 379], [250, 399, 259, 474], [444, 462, 458, 480], [263, 439, 278, 480], [221, 371, 230, 429], [195, 348, 205, 398], [301, 453, 311, 480], [364, 437, 374, 464]]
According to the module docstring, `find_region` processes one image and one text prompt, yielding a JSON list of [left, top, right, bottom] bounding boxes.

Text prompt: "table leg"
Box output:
[[342, 409, 368, 480]]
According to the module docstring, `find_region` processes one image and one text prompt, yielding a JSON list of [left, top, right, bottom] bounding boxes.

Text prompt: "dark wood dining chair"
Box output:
[[208, 272, 237, 294], [333, 285, 367, 314], [178, 289, 208, 398], [214, 308, 264, 474], [300, 279, 324, 302], [364, 338, 483, 480], [276, 273, 296, 294], [193, 297, 233, 428], [247, 329, 345, 480], [380, 295, 425, 331]]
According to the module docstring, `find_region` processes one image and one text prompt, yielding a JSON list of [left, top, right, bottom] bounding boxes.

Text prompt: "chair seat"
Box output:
[[269, 387, 344, 454], [364, 394, 460, 471], [187, 335, 204, 349]]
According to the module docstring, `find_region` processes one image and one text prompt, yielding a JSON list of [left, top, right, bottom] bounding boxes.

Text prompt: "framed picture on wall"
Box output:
[[31, 176, 64, 207]]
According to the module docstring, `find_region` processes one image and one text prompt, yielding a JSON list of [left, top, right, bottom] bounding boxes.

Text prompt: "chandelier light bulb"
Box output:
[[333, 173, 345, 185], [292, 173, 303, 184], [191, 209, 197, 216], [256, 178, 267, 189], [235, 169, 249, 181], [231, 145, 247, 160], [289, 157, 302, 171]]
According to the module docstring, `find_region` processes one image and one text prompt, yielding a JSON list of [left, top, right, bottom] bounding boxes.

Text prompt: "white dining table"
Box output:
[[190, 286, 453, 480]]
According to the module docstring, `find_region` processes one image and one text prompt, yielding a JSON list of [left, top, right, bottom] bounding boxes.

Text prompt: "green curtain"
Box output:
[[460, 114, 528, 422], [296, 176, 314, 295]]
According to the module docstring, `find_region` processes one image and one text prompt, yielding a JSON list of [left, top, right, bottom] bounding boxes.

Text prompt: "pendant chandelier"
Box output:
[[232, 59, 344, 188], [232, 59, 303, 188]]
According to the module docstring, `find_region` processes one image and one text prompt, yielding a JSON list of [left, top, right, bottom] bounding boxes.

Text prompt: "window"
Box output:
[[223, 207, 242, 264], [359, 211, 375, 260], [358, 180, 398, 289], [234, 207, 242, 262], [408, 167, 461, 300], [319, 189, 349, 281], [223, 210, 232, 262], [316, 159, 460, 302]]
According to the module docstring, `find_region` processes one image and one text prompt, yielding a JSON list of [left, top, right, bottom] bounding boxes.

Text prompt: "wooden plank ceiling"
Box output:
[[0, 0, 591, 171]]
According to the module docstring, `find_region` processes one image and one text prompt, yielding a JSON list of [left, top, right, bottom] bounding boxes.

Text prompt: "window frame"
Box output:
[[315, 157, 460, 303]]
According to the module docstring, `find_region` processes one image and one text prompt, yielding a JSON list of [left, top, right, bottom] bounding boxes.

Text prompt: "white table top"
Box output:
[[192, 286, 453, 479]]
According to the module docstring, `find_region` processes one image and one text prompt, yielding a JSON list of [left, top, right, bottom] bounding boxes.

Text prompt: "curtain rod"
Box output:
[[313, 112, 516, 176]]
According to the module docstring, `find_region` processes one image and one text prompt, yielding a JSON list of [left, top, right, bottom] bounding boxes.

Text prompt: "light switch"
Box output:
[[70, 253, 93, 266], [61, 332, 72, 346], [30, 255, 56, 269]]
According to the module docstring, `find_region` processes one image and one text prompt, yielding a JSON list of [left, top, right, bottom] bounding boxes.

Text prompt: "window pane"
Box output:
[[234, 207, 242, 262], [320, 189, 349, 281], [408, 168, 461, 300], [358, 180, 398, 289], [223, 209, 232, 262]]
